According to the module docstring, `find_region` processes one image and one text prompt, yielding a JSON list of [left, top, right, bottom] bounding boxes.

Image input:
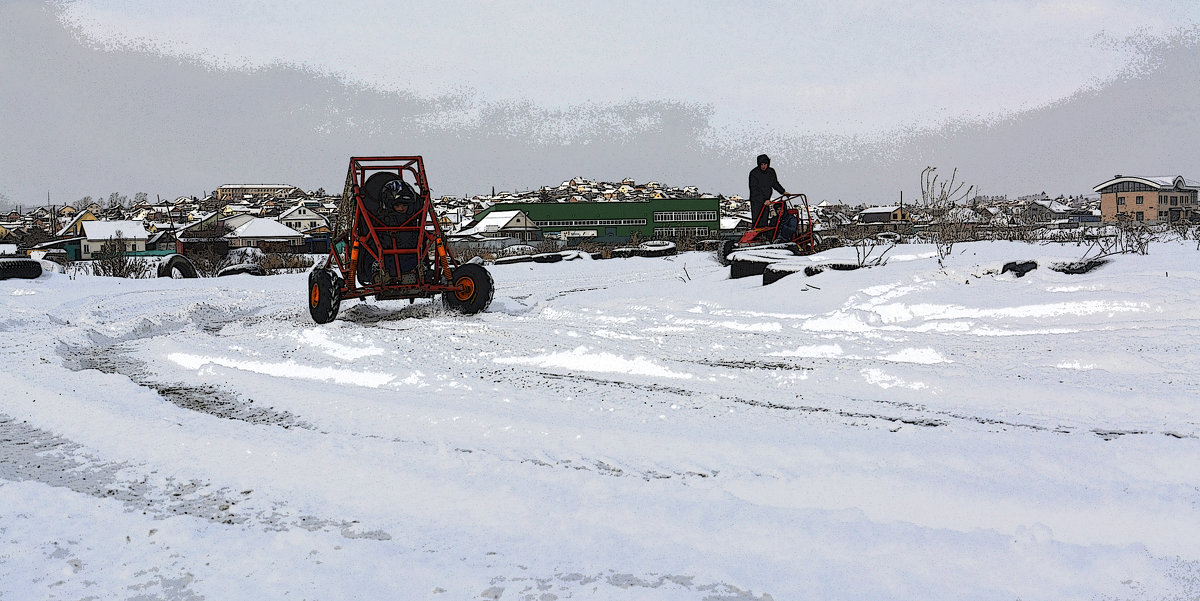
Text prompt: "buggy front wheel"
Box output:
[[442, 263, 494, 315], [308, 268, 342, 324]]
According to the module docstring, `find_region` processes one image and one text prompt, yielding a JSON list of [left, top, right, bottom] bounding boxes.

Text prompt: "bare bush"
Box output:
[[258, 253, 315, 274], [920, 166, 976, 263], [187, 244, 235, 277], [1079, 220, 1156, 260], [843, 225, 894, 267], [90, 232, 153, 278]]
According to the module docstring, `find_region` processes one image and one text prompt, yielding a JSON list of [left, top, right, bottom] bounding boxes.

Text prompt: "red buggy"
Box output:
[[307, 156, 493, 324], [716, 193, 820, 265]]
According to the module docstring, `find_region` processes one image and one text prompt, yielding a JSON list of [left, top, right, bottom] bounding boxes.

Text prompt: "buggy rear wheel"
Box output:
[[442, 263, 493, 315], [308, 268, 342, 324]]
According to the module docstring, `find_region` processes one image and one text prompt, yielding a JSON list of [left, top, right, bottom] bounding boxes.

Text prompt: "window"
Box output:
[[1136, 196, 1144, 204], [1171, 197, 1179, 206], [1117, 197, 1126, 205], [537, 219, 647, 227], [653, 211, 718, 223], [1136, 212, 1145, 221], [653, 227, 710, 237]]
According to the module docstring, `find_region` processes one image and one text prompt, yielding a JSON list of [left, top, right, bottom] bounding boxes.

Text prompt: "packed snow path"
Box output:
[[2, 242, 1199, 600]]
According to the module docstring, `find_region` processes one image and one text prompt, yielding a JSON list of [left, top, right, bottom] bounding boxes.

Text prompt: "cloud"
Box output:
[[2, 1, 1199, 208]]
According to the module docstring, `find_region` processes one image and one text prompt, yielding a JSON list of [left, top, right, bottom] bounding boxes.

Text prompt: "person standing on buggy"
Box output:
[[748, 153, 787, 228]]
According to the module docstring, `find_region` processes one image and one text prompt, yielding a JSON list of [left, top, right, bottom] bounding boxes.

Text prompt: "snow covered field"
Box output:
[[2, 240, 1199, 600]]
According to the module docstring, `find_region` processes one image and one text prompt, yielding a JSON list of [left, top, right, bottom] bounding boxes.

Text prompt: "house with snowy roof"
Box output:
[[453, 210, 540, 242], [56, 209, 100, 237], [1020, 199, 1072, 225], [224, 217, 303, 251], [277, 204, 329, 233], [79, 220, 150, 260], [856, 206, 912, 223], [1093, 175, 1200, 223]]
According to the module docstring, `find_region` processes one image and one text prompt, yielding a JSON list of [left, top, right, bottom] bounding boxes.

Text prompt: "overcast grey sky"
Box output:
[[3, 0, 1200, 208]]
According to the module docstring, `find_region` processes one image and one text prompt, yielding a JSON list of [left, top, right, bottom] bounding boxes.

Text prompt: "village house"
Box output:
[[79, 220, 150, 260], [224, 217, 304, 251], [56, 209, 100, 237], [1019, 199, 1072, 225], [1093, 175, 1200, 223], [276, 204, 329, 233], [453, 210, 540, 242], [856, 206, 912, 224]]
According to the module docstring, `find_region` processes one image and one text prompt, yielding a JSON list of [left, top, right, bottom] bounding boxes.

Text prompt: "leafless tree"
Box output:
[[920, 166, 976, 263]]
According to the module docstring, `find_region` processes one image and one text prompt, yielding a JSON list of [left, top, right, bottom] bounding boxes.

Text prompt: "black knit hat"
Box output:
[[757, 154, 770, 165]]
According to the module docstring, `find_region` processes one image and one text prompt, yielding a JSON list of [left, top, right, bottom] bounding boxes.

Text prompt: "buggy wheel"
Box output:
[[442, 263, 493, 315], [308, 268, 342, 324], [715, 239, 736, 266]]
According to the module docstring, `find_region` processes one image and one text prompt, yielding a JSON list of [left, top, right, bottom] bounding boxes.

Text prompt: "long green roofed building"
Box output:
[[470, 197, 720, 243]]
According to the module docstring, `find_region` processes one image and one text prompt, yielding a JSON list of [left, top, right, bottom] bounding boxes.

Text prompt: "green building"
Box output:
[[471, 197, 720, 243]]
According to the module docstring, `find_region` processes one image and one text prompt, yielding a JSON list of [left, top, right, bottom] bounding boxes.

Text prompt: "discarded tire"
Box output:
[[1050, 259, 1107, 275], [0, 257, 42, 280], [217, 263, 267, 277], [1001, 260, 1038, 278], [638, 240, 677, 258], [728, 248, 799, 279], [763, 265, 800, 285], [612, 247, 641, 258], [532, 252, 563, 263], [494, 255, 534, 265], [157, 254, 199, 279]]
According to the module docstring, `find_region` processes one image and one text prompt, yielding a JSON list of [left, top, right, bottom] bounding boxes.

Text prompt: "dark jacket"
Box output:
[[748, 165, 785, 203]]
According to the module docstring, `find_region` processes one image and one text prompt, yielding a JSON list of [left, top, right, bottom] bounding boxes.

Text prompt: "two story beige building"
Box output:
[[1093, 175, 1199, 223]]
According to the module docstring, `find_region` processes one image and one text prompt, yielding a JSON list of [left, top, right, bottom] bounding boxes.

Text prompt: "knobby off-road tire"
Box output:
[[442, 263, 494, 315], [715, 239, 736, 266], [0, 257, 43, 280], [308, 268, 342, 324]]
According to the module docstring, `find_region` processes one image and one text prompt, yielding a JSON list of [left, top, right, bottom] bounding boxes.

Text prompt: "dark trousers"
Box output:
[[751, 198, 776, 227]]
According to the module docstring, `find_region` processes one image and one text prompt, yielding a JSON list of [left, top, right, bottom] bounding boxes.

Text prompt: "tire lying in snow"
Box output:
[[1001, 260, 1037, 278], [494, 254, 534, 265], [156, 254, 199, 279], [217, 263, 268, 277], [1050, 259, 1107, 274], [531, 252, 563, 263], [727, 247, 800, 279], [638, 240, 677, 258], [0, 256, 42, 280]]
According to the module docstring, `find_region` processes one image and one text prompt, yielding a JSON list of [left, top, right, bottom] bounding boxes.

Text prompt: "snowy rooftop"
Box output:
[[456, 210, 522, 236], [80, 219, 149, 240], [226, 217, 301, 238]]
